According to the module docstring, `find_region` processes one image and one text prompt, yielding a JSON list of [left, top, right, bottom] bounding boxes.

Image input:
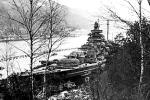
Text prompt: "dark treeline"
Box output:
[[104, 17, 150, 100]]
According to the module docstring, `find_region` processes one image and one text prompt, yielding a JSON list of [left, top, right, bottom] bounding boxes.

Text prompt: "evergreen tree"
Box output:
[[106, 17, 150, 100]]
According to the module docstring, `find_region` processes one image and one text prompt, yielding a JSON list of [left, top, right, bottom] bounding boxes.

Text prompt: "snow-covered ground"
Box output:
[[0, 29, 89, 79]]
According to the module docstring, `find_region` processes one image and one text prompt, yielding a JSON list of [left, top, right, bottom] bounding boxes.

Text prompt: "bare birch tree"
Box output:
[[105, 0, 146, 99], [7, 0, 44, 99], [0, 7, 17, 89], [41, 0, 69, 99]]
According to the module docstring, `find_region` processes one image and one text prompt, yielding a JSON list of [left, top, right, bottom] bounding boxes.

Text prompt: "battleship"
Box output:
[[18, 21, 106, 95]]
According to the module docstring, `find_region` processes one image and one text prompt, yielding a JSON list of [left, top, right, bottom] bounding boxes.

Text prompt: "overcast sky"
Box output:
[[56, 0, 150, 20]]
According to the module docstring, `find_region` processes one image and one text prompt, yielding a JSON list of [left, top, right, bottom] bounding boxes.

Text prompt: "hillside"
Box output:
[[66, 8, 92, 30], [0, 0, 91, 30]]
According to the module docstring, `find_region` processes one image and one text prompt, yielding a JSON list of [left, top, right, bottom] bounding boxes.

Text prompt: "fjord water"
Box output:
[[0, 29, 88, 79]]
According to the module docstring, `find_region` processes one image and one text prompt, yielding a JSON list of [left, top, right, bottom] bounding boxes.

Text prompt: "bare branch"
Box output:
[[8, 43, 30, 57], [123, 0, 139, 18], [107, 8, 133, 26]]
